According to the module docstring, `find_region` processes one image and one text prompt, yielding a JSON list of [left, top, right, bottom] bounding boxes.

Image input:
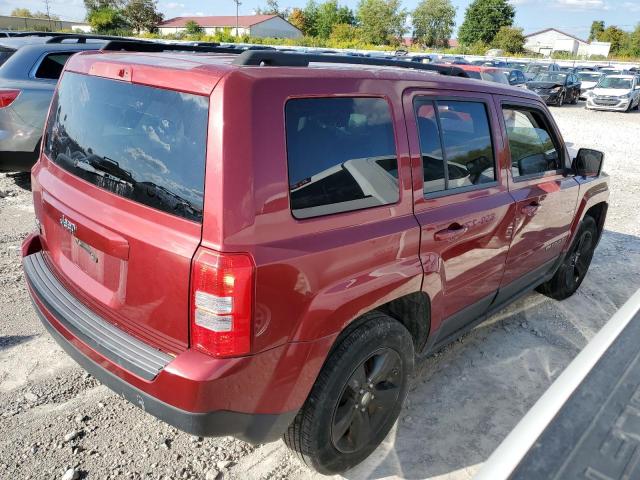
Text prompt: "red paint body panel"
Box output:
[[24, 51, 609, 429]]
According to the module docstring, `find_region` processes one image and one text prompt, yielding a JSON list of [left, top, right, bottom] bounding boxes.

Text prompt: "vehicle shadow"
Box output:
[[6, 172, 32, 191], [0, 335, 36, 350], [340, 228, 640, 480]]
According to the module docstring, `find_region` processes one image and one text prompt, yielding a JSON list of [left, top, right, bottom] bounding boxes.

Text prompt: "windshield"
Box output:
[[578, 72, 602, 82], [525, 64, 546, 73], [597, 77, 632, 89], [508, 62, 527, 70], [533, 73, 567, 83], [481, 70, 509, 84], [44, 72, 209, 222]]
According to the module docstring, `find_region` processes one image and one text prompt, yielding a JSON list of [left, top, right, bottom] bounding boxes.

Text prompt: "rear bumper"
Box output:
[[37, 303, 297, 441], [22, 236, 332, 443]]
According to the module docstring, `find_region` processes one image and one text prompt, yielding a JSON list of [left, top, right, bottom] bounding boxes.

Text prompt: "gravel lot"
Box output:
[[1, 104, 639, 480]]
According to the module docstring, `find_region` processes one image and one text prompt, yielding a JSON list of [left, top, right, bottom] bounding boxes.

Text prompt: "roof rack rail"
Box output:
[[101, 39, 242, 54], [47, 34, 148, 44], [232, 50, 469, 77]]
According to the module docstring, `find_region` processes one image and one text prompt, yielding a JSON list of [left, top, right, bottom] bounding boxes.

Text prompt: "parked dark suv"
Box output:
[[22, 48, 609, 475]]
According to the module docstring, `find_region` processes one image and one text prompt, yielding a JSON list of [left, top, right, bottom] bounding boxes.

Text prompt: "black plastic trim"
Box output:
[[23, 252, 172, 381]]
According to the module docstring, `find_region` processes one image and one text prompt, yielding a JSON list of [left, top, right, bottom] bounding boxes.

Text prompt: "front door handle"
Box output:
[[434, 223, 468, 241], [521, 202, 540, 217]]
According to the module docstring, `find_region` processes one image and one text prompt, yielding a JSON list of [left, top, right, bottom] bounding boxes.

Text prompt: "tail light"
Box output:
[[0, 89, 20, 108], [190, 247, 254, 357]]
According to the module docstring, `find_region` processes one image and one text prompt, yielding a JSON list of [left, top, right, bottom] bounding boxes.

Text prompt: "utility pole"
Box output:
[[232, 0, 241, 37], [44, 0, 52, 31]]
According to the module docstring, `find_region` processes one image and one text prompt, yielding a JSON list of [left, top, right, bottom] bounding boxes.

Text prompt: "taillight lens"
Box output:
[[190, 247, 254, 357], [0, 89, 20, 108]]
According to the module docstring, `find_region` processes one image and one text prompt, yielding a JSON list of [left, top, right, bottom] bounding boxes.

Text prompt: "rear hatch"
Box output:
[[36, 69, 210, 354]]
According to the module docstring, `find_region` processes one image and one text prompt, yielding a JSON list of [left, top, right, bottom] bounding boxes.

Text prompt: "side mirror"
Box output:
[[573, 148, 604, 177]]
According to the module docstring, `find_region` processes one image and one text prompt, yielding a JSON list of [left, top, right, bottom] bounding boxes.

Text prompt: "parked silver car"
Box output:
[[0, 35, 108, 172]]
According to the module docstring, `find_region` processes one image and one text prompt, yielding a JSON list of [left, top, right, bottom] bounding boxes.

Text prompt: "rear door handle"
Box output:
[[434, 223, 468, 241], [521, 202, 540, 217]]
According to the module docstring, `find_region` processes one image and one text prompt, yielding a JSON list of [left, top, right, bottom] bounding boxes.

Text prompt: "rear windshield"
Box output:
[[44, 72, 208, 222]]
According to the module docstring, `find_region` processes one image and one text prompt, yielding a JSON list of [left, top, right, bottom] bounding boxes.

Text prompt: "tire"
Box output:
[[537, 216, 598, 300], [283, 312, 414, 475], [556, 92, 565, 106], [571, 91, 578, 104]]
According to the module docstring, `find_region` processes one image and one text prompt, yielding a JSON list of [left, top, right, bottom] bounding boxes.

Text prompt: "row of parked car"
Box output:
[[418, 57, 640, 112]]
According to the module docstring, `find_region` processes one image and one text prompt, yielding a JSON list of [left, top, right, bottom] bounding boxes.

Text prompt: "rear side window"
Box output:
[[503, 107, 561, 178], [35, 53, 75, 79], [44, 72, 208, 222], [415, 98, 496, 195], [0, 47, 15, 67], [285, 97, 398, 219]]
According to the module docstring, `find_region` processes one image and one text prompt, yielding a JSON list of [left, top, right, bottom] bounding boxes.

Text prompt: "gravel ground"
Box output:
[[1, 104, 639, 480]]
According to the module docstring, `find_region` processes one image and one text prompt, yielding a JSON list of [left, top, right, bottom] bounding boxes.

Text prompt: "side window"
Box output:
[[503, 106, 562, 178], [414, 98, 496, 195], [285, 97, 398, 219], [414, 100, 446, 194], [34, 53, 74, 79], [437, 101, 496, 189]]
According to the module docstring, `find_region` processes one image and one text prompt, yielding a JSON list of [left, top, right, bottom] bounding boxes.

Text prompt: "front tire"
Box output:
[[557, 92, 565, 106], [537, 216, 598, 300], [283, 312, 414, 475]]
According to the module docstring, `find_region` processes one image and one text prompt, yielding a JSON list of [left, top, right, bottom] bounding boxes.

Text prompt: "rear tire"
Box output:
[[283, 312, 414, 475], [537, 216, 598, 300], [571, 91, 578, 104]]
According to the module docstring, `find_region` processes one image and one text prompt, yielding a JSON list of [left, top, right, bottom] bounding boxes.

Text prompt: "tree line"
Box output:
[[252, 0, 526, 52], [589, 20, 640, 58]]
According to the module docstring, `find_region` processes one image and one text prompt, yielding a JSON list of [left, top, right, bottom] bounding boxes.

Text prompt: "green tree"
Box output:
[[589, 20, 605, 41], [184, 20, 203, 35], [315, 1, 354, 38], [123, 0, 163, 33], [356, 0, 407, 45], [255, 0, 290, 17], [84, 0, 125, 17], [301, 0, 320, 36], [11, 8, 33, 17], [599, 25, 627, 54], [491, 26, 525, 54], [88, 7, 129, 33], [458, 0, 515, 45], [412, 0, 456, 48], [329, 22, 359, 43]]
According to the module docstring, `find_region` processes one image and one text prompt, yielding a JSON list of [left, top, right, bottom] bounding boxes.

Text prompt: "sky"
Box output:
[[2, 0, 639, 40]]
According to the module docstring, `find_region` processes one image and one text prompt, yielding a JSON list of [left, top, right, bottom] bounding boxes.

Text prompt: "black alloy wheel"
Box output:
[[331, 348, 402, 453], [538, 216, 598, 300], [283, 312, 414, 475], [562, 226, 594, 292]]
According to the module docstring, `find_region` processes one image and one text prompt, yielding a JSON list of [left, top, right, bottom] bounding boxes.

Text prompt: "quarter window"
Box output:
[[503, 107, 562, 178], [285, 97, 399, 219], [35, 53, 75, 79], [415, 98, 496, 196]]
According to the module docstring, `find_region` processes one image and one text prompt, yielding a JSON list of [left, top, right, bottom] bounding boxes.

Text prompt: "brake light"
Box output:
[[0, 89, 20, 108], [190, 247, 254, 357]]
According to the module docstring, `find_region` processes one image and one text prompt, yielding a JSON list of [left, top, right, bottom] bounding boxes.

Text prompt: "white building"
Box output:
[[524, 28, 611, 58], [158, 15, 302, 39]]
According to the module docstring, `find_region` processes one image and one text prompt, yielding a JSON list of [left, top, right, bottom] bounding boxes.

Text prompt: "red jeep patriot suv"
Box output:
[[22, 47, 609, 474]]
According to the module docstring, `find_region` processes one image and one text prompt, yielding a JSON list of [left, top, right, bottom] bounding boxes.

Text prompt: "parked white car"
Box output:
[[577, 71, 603, 100], [585, 75, 640, 112]]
